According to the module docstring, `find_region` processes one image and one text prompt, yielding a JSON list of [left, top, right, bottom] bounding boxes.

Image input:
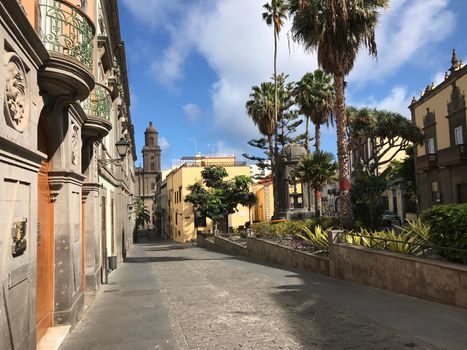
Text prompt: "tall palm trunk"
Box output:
[[315, 122, 321, 217], [268, 134, 275, 183], [334, 74, 353, 228], [304, 116, 310, 153], [315, 123, 321, 151], [272, 30, 279, 219]]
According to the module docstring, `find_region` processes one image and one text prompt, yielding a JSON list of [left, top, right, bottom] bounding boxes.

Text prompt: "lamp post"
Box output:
[[98, 138, 130, 166]]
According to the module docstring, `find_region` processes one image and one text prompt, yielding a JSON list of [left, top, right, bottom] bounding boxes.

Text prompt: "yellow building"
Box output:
[[166, 156, 251, 242], [252, 177, 275, 222], [410, 49, 467, 210]]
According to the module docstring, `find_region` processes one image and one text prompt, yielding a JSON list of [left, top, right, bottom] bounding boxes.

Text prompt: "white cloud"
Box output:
[[182, 103, 201, 122], [124, 0, 457, 154], [120, 0, 184, 30], [349, 0, 455, 84], [159, 137, 170, 150], [432, 71, 447, 87], [350, 86, 414, 118], [215, 141, 244, 159]]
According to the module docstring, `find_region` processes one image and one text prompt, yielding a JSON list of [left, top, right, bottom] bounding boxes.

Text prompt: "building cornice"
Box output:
[[410, 65, 467, 110]]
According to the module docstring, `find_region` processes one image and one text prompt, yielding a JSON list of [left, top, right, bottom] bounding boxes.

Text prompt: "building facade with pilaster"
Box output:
[[410, 49, 467, 211], [0, 1, 136, 348]]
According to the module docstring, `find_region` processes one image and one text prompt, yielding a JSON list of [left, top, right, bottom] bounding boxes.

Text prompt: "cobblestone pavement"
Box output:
[[60, 240, 467, 350], [149, 242, 441, 350]]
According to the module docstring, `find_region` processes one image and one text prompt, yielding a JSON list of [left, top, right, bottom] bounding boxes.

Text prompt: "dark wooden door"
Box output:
[[36, 160, 54, 343]]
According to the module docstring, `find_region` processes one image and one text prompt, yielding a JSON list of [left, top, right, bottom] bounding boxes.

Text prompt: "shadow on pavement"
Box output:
[[125, 256, 236, 263]]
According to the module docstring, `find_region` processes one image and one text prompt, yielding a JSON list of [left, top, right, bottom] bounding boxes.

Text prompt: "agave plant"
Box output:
[[295, 224, 329, 252]]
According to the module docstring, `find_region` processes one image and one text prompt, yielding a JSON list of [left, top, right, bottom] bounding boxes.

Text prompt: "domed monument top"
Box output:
[[281, 143, 307, 162]]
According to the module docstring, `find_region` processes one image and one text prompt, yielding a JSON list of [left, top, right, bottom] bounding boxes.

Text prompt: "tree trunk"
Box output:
[[315, 188, 321, 218], [334, 74, 353, 228], [273, 31, 278, 156], [315, 123, 321, 152], [272, 31, 280, 219], [314, 122, 322, 218], [307, 180, 311, 212], [268, 134, 279, 219], [305, 116, 310, 153]]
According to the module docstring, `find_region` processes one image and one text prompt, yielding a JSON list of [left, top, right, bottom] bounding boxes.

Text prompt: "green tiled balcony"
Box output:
[[38, 0, 95, 70], [81, 83, 113, 138]]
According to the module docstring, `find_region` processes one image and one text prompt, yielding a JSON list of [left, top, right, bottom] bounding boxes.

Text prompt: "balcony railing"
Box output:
[[81, 83, 112, 120], [38, 0, 95, 69]]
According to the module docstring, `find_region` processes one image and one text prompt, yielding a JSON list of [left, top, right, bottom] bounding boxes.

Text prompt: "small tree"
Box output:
[[351, 165, 389, 230], [347, 108, 423, 175], [291, 151, 338, 217], [135, 198, 150, 230], [185, 166, 256, 233]]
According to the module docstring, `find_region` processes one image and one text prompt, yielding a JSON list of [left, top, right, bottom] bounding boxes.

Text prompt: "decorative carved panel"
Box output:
[[3, 52, 29, 132]]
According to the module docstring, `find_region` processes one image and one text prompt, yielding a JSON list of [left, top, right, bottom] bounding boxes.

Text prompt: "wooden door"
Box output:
[[36, 160, 54, 343]]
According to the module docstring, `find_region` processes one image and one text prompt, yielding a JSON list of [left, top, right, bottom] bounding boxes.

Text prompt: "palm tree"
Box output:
[[294, 69, 334, 153], [262, 0, 288, 156], [289, 0, 388, 227], [246, 82, 276, 173], [292, 151, 338, 217], [136, 198, 150, 230]]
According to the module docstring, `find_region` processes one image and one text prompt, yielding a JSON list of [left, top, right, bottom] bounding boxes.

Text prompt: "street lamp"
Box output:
[[98, 138, 130, 166]]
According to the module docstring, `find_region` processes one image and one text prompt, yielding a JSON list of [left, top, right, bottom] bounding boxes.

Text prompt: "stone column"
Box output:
[[82, 141, 102, 291]]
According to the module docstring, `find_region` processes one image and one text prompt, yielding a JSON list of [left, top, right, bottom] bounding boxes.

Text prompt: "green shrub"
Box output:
[[296, 225, 329, 250], [421, 204, 467, 263], [344, 225, 430, 256], [316, 216, 341, 230]]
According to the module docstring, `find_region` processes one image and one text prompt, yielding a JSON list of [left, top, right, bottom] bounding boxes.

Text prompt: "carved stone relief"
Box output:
[[71, 122, 79, 165], [3, 52, 28, 132]]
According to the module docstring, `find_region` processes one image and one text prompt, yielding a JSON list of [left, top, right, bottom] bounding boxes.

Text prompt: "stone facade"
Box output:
[[410, 50, 467, 211], [0, 1, 136, 349], [135, 122, 162, 229]]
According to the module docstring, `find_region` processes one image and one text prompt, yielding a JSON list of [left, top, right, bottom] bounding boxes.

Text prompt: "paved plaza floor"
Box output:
[[59, 240, 467, 350]]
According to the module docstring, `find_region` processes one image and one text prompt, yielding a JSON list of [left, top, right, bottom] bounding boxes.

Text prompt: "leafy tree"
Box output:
[[388, 146, 417, 213], [294, 70, 334, 152], [289, 0, 389, 228], [262, 0, 288, 159], [348, 108, 423, 175], [351, 165, 389, 230], [291, 151, 338, 217], [242, 138, 271, 179], [185, 166, 256, 233], [246, 82, 276, 173], [276, 73, 304, 148], [244, 74, 304, 179], [135, 197, 151, 230]]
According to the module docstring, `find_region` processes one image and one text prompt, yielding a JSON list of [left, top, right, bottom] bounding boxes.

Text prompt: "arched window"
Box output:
[[149, 137, 154, 146], [150, 156, 155, 171]]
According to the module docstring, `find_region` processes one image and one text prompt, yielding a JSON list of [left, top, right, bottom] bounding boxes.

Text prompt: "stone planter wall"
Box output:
[[330, 244, 467, 309], [196, 234, 217, 251], [246, 237, 330, 276], [214, 236, 248, 257]]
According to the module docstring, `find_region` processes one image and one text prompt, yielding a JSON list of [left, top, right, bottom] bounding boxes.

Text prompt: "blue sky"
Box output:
[[119, 0, 467, 170]]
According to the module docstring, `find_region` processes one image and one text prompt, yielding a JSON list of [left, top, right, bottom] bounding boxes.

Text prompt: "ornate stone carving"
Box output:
[[71, 122, 79, 165], [4, 52, 28, 132]]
